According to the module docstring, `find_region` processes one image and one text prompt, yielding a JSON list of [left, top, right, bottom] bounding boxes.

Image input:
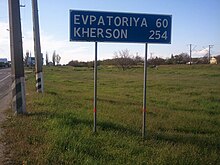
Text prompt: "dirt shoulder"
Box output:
[[0, 93, 11, 164]]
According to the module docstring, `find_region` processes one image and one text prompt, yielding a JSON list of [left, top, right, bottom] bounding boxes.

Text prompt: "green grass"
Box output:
[[3, 65, 220, 164]]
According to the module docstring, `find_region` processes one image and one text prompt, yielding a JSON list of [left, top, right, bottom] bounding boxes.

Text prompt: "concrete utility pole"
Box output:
[[208, 45, 214, 64], [188, 44, 196, 65], [8, 0, 26, 114], [189, 44, 192, 65], [32, 0, 44, 92]]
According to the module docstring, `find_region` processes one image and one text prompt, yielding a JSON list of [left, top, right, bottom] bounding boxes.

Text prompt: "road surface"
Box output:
[[0, 68, 11, 164], [0, 68, 11, 100]]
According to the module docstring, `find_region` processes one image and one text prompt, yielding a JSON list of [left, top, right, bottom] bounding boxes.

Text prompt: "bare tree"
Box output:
[[134, 54, 144, 65], [216, 55, 220, 64], [114, 49, 135, 70], [46, 52, 49, 66], [24, 50, 30, 67], [52, 51, 56, 66], [52, 51, 61, 66], [55, 54, 61, 65]]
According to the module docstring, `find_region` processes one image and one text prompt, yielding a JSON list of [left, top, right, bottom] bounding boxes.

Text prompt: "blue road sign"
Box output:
[[70, 10, 172, 44]]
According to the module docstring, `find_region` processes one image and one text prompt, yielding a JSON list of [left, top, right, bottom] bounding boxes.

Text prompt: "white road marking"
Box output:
[[0, 75, 11, 83]]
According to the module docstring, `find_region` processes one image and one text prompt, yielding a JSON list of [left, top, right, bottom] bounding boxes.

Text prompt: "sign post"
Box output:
[[70, 10, 172, 137], [94, 42, 98, 132], [143, 43, 148, 139]]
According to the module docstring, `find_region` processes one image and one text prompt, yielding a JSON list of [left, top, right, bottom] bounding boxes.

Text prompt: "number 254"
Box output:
[[149, 30, 167, 40]]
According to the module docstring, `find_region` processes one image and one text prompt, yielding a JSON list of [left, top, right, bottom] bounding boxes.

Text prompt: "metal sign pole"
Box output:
[[142, 43, 148, 139], [93, 42, 98, 132]]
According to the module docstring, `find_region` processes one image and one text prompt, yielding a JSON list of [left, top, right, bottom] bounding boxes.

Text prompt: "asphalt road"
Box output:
[[0, 68, 11, 100]]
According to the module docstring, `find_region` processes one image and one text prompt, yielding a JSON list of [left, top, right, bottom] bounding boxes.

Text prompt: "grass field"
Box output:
[[2, 64, 220, 164]]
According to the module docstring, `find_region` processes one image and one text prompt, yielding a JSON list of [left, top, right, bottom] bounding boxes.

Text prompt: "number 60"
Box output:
[[156, 19, 168, 28]]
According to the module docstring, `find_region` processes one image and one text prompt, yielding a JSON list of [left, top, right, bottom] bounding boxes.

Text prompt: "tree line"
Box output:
[[24, 50, 61, 67], [67, 49, 220, 70]]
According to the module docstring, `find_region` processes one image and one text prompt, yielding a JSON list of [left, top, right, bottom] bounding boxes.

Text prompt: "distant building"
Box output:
[[27, 57, 35, 67], [0, 58, 8, 63], [0, 58, 9, 67], [186, 61, 194, 65], [48, 62, 53, 66], [210, 57, 217, 64], [26, 57, 44, 67]]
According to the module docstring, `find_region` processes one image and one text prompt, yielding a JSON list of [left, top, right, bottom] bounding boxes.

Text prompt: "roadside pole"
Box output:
[[208, 45, 214, 64], [142, 43, 148, 139], [189, 44, 192, 65], [93, 42, 98, 132], [8, 0, 26, 114], [32, 0, 44, 93]]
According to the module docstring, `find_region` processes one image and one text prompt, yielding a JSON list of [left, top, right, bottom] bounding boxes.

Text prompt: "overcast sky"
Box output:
[[1, 0, 220, 64]]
